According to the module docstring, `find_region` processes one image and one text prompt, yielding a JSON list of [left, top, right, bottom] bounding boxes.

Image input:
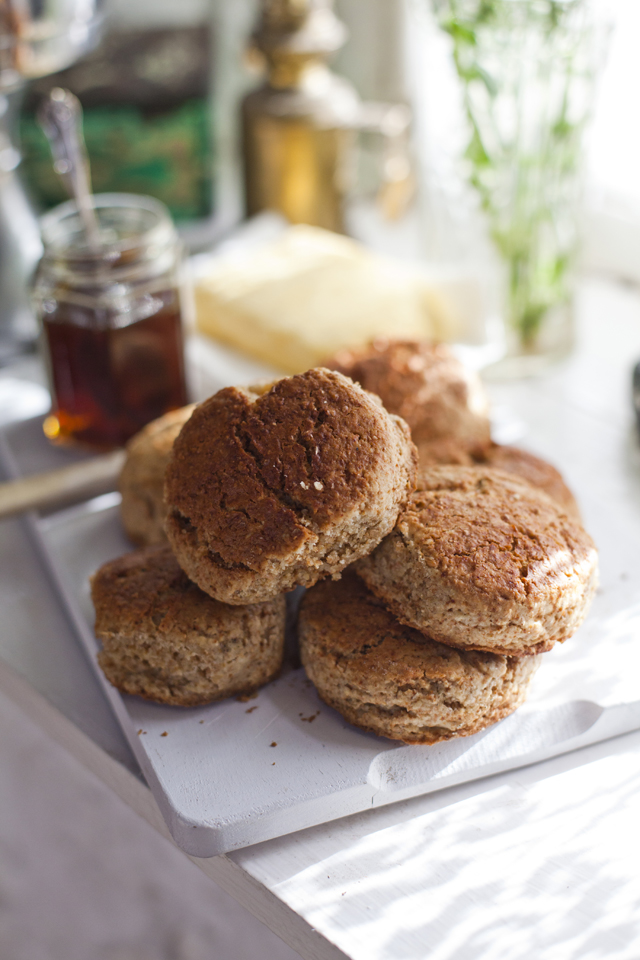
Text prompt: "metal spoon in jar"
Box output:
[[37, 87, 101, 248]]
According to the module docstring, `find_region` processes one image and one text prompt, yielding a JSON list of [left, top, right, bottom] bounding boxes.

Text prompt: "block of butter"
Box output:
[[194, 225, 451, 374]]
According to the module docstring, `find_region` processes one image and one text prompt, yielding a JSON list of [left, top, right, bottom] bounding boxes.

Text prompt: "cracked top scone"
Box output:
[[355, 465, 598, 657], [327, 339, 491, 457], [299, 572, 541, 744], [119, 404, 196, 547], [92, 544, 286, 706], [164, 368, 418, 604]]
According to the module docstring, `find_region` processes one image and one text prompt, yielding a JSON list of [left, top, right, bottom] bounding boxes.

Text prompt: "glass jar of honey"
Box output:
[[33, 193, 189, 449]]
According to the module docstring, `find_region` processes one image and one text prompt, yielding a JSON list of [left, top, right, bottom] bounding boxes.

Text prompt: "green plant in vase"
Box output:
[[432, 0, 600, 370]]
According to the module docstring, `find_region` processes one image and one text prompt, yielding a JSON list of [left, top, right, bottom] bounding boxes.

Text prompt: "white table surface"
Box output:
[[2, 275, 640, 960]]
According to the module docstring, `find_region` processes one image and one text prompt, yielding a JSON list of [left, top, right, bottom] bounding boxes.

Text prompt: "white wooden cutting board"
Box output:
[[2, 410, 640, 859]]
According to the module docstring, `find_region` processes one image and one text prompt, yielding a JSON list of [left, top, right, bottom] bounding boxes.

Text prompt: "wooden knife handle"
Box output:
[[0, 450, 126, 520]]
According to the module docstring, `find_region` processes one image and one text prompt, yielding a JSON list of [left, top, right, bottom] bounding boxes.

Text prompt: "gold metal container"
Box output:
[[242, 0, 411, 233]]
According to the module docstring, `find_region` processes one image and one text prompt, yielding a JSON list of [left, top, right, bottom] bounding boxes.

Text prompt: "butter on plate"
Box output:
[[193, 225, 454, 374]]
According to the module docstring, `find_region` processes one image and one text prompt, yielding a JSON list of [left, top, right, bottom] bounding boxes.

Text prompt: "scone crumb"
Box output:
[[237, 692, 259, 703]]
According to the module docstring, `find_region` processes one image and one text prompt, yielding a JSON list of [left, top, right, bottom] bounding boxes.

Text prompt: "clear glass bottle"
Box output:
[[33, 192, 189, 449]]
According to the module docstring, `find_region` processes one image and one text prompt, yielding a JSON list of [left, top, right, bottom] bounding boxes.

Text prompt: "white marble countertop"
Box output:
[[2, 276, 640, 960]]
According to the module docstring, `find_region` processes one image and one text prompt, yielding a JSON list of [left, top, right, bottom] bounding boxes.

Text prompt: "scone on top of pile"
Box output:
[[94, 366, 417, 708], [93, 338, 597, 748], [163, 367, 417, 603]]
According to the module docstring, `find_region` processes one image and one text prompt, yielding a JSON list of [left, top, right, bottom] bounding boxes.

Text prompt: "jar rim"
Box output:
[[39, 192, 175, 264]]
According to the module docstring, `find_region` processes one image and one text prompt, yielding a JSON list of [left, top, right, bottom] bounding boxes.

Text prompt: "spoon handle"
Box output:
[[37, 87, 100, 247]]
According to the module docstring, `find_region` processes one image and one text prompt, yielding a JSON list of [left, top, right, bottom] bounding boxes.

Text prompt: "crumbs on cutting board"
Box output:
[[161, 731, 168, 737], [245, 705, 258, 714], [270, 741, 277, 747], [237, 691, 259, 703], [299, 711, 320, 723]]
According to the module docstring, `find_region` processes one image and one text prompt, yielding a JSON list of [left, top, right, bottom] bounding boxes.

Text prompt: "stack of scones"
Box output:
[[92, 342, 598, 744]]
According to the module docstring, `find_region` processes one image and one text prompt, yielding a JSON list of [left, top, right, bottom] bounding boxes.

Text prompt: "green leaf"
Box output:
[[441, 19, 477, 46], [551, 117, 574, 139]]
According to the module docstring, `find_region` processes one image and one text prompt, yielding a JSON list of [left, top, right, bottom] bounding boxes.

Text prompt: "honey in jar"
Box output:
[[33, 193, 188, 449]]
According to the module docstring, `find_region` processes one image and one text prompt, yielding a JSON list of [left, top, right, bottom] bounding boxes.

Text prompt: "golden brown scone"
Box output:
[[299, 573, 541, 744], [414, 437, 477, 467], [479, 444, 581, 522], [327, 339, 491, 455], [119, 405, 196, 546], [416, 440, 581, 521], [92, 545, 285, 706], [164, 368, 417, 604], [354, 465, 598, 657]]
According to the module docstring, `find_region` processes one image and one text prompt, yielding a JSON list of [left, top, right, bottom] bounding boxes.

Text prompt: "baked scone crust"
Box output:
[[481, 443, 581, 522], [355, 465, 598, 656], [92, 545, 285, 706], [327, 339, 491, 453], [299, 573, 541, 743], [119, 405, 196, 547], [414, 437, 478, 467], [164, 368, 417, 604], [416, 440, 581, 521]]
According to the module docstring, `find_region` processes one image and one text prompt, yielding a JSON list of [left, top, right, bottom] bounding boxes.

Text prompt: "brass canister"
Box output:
[[242, 0, 411, 234]]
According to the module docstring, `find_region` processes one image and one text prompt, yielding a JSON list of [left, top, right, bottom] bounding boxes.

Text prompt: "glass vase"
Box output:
[[431, 0, 604, 376]]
